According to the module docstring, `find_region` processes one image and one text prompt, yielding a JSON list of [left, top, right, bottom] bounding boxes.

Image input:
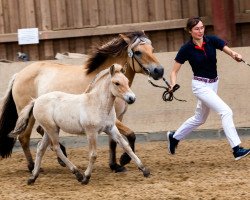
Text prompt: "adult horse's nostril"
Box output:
[[154, 67, 164, 76], [150, 67, 164, 80]]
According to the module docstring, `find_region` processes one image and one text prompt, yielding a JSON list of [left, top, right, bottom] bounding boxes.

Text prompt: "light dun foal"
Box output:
[[10, 64, 150, 185]]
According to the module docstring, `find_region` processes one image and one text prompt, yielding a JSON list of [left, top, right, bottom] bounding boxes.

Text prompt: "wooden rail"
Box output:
[[1, 14, 249, 44], [1, 17, 212, 43]]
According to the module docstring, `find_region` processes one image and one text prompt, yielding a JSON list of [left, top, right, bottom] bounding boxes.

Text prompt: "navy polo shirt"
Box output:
[[175, 35, 226, 79]]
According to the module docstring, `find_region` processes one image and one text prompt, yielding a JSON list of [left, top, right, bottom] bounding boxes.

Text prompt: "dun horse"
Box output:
[[0, 31, 164, 172], [9, 64, 150, 185]]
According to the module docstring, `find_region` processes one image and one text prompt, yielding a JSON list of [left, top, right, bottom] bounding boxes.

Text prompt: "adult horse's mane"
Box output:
[[85, 31, 147, 74]]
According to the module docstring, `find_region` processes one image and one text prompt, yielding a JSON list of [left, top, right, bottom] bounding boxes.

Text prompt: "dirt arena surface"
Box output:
[[1, 138, 250, 200]]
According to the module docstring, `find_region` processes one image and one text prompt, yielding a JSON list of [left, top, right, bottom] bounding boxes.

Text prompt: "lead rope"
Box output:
[[241, 59, 250, 67], [127, 37, 186, 102], [147, 76, 187, 102]]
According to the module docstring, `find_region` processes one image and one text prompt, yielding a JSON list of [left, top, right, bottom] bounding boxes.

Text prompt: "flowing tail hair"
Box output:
[[0, 74, 18, 158], [9, 100, 35, 139]]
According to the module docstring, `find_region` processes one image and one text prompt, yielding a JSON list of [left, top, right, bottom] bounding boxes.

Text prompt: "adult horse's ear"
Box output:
[[119, 34, 130, 44], [110, 64, 115, 76]]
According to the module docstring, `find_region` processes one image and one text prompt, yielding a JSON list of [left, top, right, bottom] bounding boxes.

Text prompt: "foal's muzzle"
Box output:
[[124, 93, 136, 104]]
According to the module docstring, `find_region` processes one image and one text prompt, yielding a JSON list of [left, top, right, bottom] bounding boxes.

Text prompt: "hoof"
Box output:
[[57, 157, 66, 167], [141, 167, 150, 177], [73, 169, 84, 182], [81, 176, 90, 185], [119, 153, 131, 166], [28, 163, 34, 172], [75, 171, 84, 182], [110, 163, 127, 173], [27, 177, 36, 185]]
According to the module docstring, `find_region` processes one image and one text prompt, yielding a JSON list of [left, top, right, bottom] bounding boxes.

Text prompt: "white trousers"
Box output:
[[173, 78, 241, 148]]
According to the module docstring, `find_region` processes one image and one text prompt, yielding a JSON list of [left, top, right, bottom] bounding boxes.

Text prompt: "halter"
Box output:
[[125, 36, 186, 102], [126, 37, 152, 75]]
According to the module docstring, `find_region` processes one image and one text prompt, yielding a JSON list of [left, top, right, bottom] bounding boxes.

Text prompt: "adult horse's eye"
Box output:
[[134, 51, 142, 56]]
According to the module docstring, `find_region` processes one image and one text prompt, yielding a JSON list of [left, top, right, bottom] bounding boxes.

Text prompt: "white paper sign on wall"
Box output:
[[18, 28, 39, 45]]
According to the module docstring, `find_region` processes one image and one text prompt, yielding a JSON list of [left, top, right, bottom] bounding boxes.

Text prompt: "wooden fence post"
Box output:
[[211, 0, 237, 46]]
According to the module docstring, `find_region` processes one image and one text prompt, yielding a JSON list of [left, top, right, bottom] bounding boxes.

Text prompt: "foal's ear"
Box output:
[[110, 65, 115, 76], [121, 67, 125, 74], [119, 34, 130, 44]]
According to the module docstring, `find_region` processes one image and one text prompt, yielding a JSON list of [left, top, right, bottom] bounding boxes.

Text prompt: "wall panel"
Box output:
[[0, 0, 249, 61]]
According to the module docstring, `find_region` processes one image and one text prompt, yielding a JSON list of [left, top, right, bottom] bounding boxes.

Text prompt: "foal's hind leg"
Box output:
[[36, 125, 67, 167], [18, 117, 36, 172], [47, 129, 84, 183], [28, 133, 50, 185]]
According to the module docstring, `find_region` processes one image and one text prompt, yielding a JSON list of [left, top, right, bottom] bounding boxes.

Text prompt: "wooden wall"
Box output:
[[0, 0, 250, 61]]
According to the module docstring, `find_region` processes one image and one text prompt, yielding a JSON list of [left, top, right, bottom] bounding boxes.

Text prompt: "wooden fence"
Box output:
[[0, 0, 250, 61]]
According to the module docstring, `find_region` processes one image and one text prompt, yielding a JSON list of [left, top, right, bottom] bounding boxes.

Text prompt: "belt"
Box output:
[[193, 76, 218, 83]]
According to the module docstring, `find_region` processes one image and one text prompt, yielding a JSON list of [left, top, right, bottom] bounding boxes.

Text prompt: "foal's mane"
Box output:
[[85, 65, 123, 93], [85, 31, 147, 74], [84, 68, 109, 93]]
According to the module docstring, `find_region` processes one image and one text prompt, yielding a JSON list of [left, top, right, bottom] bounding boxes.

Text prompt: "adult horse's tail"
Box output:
[[0, 74, 18, 158]]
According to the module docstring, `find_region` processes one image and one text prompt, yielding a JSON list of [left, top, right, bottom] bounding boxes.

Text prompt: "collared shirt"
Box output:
[[175, 35, 226, 79]]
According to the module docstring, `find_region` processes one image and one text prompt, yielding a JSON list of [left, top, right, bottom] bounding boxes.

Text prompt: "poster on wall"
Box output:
[[18, 28, 39, 45]]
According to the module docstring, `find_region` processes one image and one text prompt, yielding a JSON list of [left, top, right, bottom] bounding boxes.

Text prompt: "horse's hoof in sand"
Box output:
[[75, 172, 84, 182], [110, 163, 127, 173], [81, 176, 90, 185], [57, 157, 66, 167], [73, 170, 84, 182], [120, 152, 132, 166], [27, 177, 36, 185], [140, 167, 150, 177]]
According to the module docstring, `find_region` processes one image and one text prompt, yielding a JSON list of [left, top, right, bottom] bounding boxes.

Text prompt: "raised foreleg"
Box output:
[[107, 125, 150, 177], [116, 119, 136, 166], [109, 119, 136, 172], [108, 99, 136, 171]]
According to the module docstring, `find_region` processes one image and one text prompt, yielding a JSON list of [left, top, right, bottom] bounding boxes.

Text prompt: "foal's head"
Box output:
[[110, 64, 136, 104]]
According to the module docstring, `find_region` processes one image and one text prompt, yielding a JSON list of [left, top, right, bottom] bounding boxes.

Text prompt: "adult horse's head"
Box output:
[[110, 64, 136, 104], [120, 31, 164, 80], [86, 31, 164, 80]]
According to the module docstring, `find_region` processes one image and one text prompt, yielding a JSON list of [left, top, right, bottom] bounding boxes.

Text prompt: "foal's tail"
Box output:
[[0, 74, 18, 158], [9, 100, 35, 139]]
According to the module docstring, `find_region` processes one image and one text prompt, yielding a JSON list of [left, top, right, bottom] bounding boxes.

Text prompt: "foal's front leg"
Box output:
[[109, 119, 135, 172], [82, 132, 98, 185], [107, 126, 150, 177], [116, 119, 136, 165]]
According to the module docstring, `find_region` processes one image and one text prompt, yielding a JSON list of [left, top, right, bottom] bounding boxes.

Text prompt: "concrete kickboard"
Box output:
[[13, 128, 250, 152]]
